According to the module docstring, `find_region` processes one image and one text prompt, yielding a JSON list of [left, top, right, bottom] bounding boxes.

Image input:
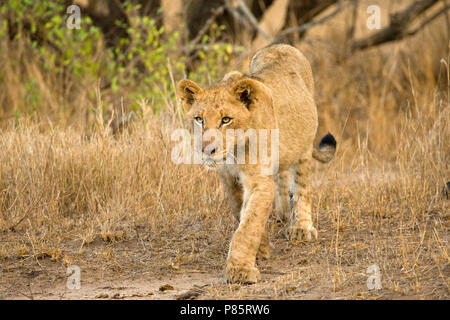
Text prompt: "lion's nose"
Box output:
[[202, 139, 217, 156], [203, 145, 217, 156]]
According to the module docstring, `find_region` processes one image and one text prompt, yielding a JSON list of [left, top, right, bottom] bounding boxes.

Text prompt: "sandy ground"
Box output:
[[1, 234, 445, 300], [1, 172, 448, 300]]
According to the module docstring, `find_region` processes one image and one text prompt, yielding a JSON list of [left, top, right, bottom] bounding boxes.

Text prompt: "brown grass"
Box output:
[[0, 1, 448, 299]]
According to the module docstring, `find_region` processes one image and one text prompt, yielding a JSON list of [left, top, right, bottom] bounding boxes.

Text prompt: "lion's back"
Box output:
[[249, 44, 314, 96], [249, 44, 318, 167]]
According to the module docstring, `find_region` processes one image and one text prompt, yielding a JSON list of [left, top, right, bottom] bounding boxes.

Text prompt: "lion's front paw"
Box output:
[[225, 265, 261, 284], [287, 221, 318, 242]]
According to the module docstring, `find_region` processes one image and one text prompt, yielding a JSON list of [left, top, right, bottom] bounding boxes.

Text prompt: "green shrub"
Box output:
[[0, 0, 240, 120]]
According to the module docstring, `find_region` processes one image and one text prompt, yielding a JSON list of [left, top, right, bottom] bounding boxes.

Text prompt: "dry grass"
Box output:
[[0, 1, 449, 299]]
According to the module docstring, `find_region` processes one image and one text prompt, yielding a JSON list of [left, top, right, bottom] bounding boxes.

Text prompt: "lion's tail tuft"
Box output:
[[312, 133, 336, 163]]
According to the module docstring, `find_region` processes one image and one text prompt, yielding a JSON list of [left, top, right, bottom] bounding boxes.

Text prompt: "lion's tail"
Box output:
[[312, 133, 337, 163]]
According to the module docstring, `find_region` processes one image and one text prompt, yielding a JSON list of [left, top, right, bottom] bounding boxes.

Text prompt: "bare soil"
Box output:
[[1, 171, 448, 301]]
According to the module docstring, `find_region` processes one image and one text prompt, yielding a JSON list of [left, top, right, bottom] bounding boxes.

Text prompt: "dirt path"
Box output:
[[3, 272, 220, 300], [1, 238, 443, 300], [1, 171, 448, 300]]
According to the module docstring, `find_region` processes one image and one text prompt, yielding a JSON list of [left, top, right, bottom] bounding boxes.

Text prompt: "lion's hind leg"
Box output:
[[287, 157, 318, 241], [275, 169, 292, 223]]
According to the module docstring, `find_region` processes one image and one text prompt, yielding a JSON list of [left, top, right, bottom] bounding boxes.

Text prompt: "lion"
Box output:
[[176, 44, 336, 284]]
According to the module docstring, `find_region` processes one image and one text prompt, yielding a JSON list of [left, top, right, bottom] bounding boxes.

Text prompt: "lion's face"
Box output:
[[189, 93, 249, 168], [177, 77, 272, 169]]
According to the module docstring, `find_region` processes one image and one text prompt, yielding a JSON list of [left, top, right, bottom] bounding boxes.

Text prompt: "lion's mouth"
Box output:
[[203, 157, 219, 169], [202, 150, 234, 169]]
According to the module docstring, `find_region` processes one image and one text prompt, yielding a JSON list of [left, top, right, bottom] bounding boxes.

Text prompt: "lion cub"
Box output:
[[177, 44, 336, 284]]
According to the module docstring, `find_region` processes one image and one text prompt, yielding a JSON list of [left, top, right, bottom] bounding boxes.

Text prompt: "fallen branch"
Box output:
[[249, 0, 290, 50], [405, 3, 450, 37], [350, 0, 440, 52], [233, 0, 272, 40], [271, 1, 347, 44]]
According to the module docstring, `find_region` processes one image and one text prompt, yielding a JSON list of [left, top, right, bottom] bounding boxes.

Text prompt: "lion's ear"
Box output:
[[230, 79, 270, 110], [176, 79, 203, 111]]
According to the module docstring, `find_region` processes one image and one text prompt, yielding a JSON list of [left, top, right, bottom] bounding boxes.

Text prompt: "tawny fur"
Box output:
[[177, 44, 336, 284]]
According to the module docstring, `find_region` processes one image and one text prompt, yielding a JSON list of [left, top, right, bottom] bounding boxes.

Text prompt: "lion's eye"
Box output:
[[194, 117, 204, 125], [221, 117, 232, 125]]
